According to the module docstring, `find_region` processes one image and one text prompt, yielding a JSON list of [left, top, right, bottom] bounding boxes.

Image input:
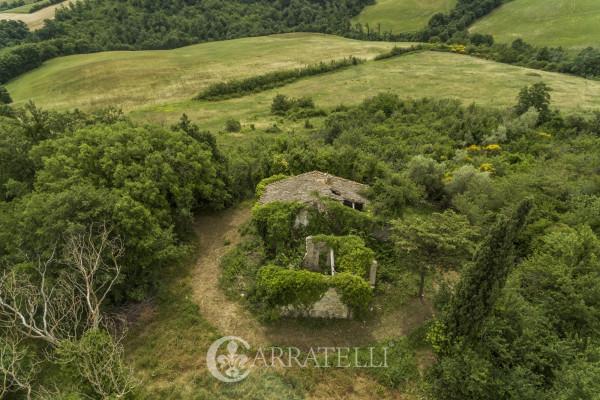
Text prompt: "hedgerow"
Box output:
[[195, 57, 364, 101], [373, 44, 428, 61]]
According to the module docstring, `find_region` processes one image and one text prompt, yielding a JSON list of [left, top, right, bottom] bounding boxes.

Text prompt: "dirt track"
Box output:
[[190, 206, 433, 349]]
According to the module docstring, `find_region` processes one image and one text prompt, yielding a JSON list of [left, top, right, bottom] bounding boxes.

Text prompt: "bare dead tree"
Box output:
[[0, 223, 124, 345], [0, 223, 133, 397], [0, 334, 40, 400], [0, 252, 84, 346], [63, 223, 124, 330]]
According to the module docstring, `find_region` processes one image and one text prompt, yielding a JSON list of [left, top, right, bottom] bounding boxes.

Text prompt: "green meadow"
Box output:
[[6, 33, 398, 110], [471, 0, 600, 50], [131, 51, 600, 131], [353, 0, 456, 33]]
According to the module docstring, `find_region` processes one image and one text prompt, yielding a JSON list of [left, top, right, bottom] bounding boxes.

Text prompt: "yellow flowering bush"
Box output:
[[484, 144, 502, 152], [538, 131, 552, 139], [480, 163, 495, 174], [449, 44, 466, 54]]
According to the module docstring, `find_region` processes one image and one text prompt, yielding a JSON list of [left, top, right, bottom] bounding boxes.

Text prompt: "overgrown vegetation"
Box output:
[[2, 81, 600, 397], [219, 89, 600, 398]]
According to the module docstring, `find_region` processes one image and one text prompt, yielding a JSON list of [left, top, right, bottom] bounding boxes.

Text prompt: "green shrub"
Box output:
[[255, 265, 329, 309], [354, 337, 418, 389], [220, 237, 266, 299], [331, 272, 373, 315], [0, 86, 11, 104], [224, 118, 241, 132], [254, 265, 373, 316], [312, 198, 375, 236], [311, 234, 375, 277], [252, 201, 307, 255]]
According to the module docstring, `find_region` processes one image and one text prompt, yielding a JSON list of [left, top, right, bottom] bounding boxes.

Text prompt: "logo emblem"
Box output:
[[207, 336, 251, 382]]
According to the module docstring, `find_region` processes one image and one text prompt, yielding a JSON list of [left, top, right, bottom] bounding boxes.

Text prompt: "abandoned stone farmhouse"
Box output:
[[258, 171, 376, 319], [259, 170, 368, 211]]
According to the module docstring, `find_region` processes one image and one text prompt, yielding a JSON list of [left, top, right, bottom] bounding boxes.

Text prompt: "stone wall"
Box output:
[[302, 236, 333, 273]]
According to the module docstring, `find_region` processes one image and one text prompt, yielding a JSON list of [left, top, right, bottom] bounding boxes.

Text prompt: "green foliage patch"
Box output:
[[254, 265, 373, 316], [311, 234, 375, 277]]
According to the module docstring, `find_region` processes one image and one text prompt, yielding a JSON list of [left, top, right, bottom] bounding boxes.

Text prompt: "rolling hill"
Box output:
[[471, 0, 600, 50], [130, 51, 600, 130], [6, 33, 399, 110], [7, 33, 600, 132], [353, 0, 456, 33]]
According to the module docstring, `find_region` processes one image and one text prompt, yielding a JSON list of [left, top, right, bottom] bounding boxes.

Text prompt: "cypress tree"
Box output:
[[444, 199, 532, 343]]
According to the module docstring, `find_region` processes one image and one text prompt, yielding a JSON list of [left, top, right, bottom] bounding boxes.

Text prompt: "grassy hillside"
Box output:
[[6, 33, 398, 110], [9, 36, 600, 131], [471, 0, 600, 50], [353, 0, 456, 33], [0, 0, 72, 29], [131, 51, 600, 130], [0, 0, 41, 13]]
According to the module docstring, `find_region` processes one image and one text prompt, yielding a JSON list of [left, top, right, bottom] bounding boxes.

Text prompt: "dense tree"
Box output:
[[571, 47, 600, 78], [392, 210, 478, 300], [515, 82, 552, 124], [0, 111, 231, 300], [367, 173, 423, 218], [405, 155, 446, 202], [0, 20, 28, 49]]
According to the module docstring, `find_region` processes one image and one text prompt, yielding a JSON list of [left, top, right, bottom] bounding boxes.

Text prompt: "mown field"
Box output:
[[353, 0, 455, 34], [471, 0, 600, 50], [6, 33, 399, 110], [0, 0, 72, 29], [131, 51, 600, 131]]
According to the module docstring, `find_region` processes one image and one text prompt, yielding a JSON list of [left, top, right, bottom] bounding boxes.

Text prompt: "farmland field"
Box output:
[[132, 51, 600, 130], [6, 33, 399, 110], [471, 0, 600, 50], [9, 36, 600, 131], [353, 0, 456, 33]]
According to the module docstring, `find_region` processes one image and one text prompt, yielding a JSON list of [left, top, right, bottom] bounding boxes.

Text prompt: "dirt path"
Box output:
[[190, 206, 270, 345], [0, 0, 74, 30], [191, 205, 433, 349]]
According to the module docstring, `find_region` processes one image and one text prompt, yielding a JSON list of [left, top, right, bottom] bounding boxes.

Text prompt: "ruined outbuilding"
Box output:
[[302, 236, 377, 288], [259, 171, 368, 211], [281, 235, 378, 320]]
